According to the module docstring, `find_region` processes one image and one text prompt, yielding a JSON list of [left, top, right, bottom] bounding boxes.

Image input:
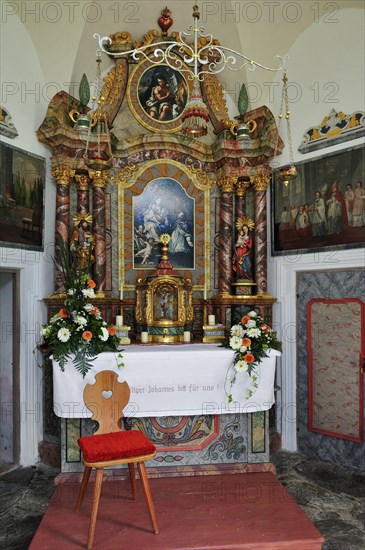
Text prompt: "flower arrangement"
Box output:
[[38, 241, 122, 376], [225, 310, 282, 402]]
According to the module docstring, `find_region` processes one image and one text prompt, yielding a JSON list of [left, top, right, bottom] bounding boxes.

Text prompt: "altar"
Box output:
[[53, 346, 279, 473]]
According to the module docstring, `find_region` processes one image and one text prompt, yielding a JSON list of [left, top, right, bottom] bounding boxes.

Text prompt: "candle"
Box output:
[[204, 283, 207, 301], [119, 285, 123, 301], [208, 315, 216, 326], [115, 315, 123, 327], [141, 331, 149, 343], [183, 331, 191, 343]]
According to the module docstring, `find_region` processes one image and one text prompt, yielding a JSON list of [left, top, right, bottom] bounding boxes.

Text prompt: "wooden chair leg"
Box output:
[[76, 466, 92, 511], [87, 468, 104, 550], [137, 462, 159, 535], [128, 462, 137, 500]]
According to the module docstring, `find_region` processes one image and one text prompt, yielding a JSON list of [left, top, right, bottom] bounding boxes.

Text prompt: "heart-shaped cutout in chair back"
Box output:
[[102, 390, 113, 400]]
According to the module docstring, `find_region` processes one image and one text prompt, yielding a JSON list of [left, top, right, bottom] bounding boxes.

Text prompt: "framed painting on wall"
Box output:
[[271, 145, 365, 255], [133, 176, 195, 270], [0, 142, 45, 251]]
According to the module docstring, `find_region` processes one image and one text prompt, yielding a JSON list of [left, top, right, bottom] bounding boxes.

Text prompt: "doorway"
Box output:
[[0, 270, 20, 470], [297, 268, 365, 470]]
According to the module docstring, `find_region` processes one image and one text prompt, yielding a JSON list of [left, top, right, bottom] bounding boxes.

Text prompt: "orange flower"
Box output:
[[82, 331, 93, 341], [261, 324, 271, 333], [108, 326, 116, 336], [241, 315, 250, 325], [59, 308, 68, 318], [87, 279, 96, 289], [242, 337, 251, 347], [244, 353, 255, 364], [91, 308, 100, 316]]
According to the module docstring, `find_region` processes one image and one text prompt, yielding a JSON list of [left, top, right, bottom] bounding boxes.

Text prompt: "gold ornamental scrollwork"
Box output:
[[89, 170, 109, 188], [111, 165, 139, 188], [217, 176, 237, 193], [100, 63, 126, 107], [134, 29, 159, 49], [203, 73, 232, 130], [51, 166, 75, 186], [74, 174, 89, 191], [251, 174, 271, 192], [109, 31, 132, 45], [185, 166, 215, 191], [235, 179, 250, 197]]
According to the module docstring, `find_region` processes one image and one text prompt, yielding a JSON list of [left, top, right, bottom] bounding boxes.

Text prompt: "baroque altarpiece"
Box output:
[[37, 13, 284, 471]]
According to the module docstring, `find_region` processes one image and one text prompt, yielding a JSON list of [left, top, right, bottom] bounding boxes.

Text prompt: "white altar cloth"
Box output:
[[52, 344, 280, 418]]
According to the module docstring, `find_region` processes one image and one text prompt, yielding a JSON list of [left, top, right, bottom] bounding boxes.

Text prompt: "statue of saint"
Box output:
[[70, 212, 94, 270], [233, 218, 255, 281]]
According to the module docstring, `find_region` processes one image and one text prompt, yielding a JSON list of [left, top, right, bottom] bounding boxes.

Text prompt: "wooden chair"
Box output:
[[76, 370, 159, 549]]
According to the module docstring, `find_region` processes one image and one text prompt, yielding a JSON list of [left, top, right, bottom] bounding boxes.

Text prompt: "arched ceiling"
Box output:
[[11, 0, 365, 105]]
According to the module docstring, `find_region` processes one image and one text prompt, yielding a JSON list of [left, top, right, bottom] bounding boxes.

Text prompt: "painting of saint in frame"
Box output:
[[133, 177, 195, 270], [0, 142, 45, 251], [138, 65, 188, 123]]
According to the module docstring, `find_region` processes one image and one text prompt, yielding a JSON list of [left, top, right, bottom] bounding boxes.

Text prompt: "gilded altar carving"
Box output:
[[111, 165, 139, 188], [202, 73, 232, 132], [100, 63, 126, 107], [74, 174, 89, 190], [89, 170, 109, 188], [235, 179, 250, 196], [217, 176, 237, 193], [185, 165, 215, 190], [251, 174, 271, 192], [134, 30, 159, 49], [51, 166, 75, 185], [109, 31, 132, 45]]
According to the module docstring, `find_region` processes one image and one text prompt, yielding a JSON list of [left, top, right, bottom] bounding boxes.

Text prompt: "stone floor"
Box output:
[[0, 451, 364, 550]]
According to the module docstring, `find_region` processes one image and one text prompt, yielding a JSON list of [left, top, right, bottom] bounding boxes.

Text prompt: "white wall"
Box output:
[[0, 4, 56, 465], [267, 9, 365, 450]]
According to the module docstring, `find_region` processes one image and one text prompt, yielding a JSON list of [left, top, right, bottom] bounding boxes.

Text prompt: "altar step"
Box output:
[[29, 472, 324, 550]]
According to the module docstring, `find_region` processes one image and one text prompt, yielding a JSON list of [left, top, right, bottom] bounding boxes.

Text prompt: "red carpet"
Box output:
[[29, 472, 324, 549]]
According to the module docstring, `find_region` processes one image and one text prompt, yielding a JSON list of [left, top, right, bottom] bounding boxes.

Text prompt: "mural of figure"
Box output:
[[326, 192, 342, 234], [141, 69, 187, 122], [233, 222, 253, 280], [143, 197, 169, 242], [279, 206, 290, 231], [70, 217, 94, 269], [169, 212, 193, 255], [134, 237, 156, 265], [311, 191, 327, 237], [344, 183, 355, 226], [352, 180, 365, 227], [296, 205, 309, 237]]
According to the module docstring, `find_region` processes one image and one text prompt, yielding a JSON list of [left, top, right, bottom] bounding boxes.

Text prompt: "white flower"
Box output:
[[82, 288, 95, 299], [41, 326, 50, 337], [235, 360, 248, 373], [239, 345, 248, 353], [247, 319, 257, 328], [247, 327, 261, 338], [73, 314, 87, 327], [84, 303, 93, 312], [230, 324, 245, 338], [57, 327, 71, 342], [99, 327, 109, 342], [229, 335, 242, 351], [67, 288, 75, 296], [248, 311, 257, 318]]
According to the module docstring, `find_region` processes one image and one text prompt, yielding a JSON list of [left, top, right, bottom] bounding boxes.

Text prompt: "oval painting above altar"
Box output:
[[127, 59, 191, 133], [133, 177, 195, 270]]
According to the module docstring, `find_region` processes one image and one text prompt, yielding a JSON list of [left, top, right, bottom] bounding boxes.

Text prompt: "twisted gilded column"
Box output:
[[217, 176, 236, 296], [252, 174, 270, 295], [89, 169, 109, 295], [51, 165, 75, 292], [75, 174, 90, 214]]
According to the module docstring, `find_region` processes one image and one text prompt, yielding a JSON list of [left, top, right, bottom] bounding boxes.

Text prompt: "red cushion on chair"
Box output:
[[78, 430, 156, 463]]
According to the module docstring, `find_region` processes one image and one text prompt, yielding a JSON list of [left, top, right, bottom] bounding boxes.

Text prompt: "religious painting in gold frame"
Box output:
[[127, 58, 191, 133]]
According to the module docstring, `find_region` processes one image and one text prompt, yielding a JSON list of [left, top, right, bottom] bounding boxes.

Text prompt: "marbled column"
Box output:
[[75, 174, 90, 214], [252, 174, 270, 295], [51, 165, 75, 292], [217, 177, 236, 295], [89, 169, 109, 294]]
